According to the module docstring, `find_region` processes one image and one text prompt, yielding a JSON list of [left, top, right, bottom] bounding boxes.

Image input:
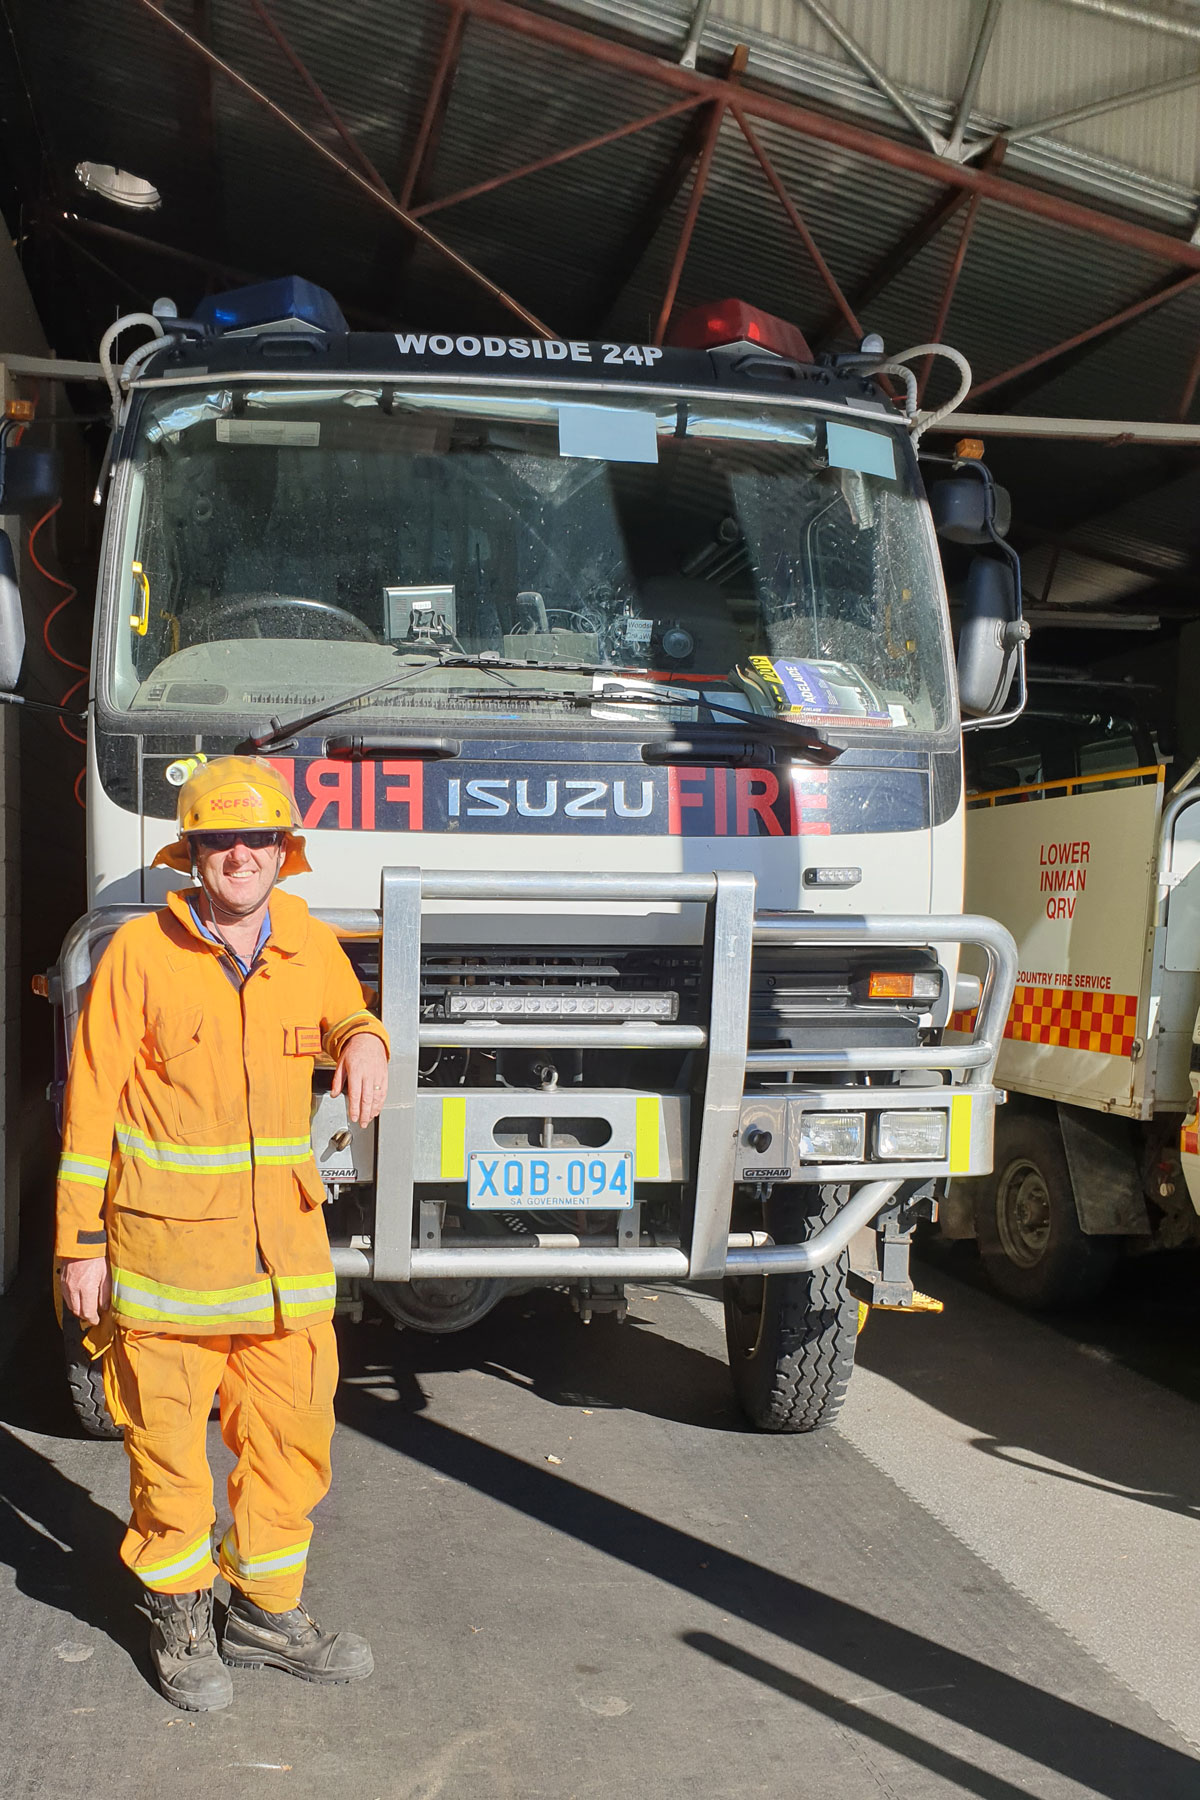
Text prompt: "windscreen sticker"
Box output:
[[558, 404, 659, 465], [257, 756, 928, 838], [744, 656, 891, 727], [826, 421, 896, 480], [215, 419, 320, 447]]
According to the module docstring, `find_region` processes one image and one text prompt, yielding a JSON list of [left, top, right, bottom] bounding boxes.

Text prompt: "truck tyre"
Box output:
[[723, 1184, 858, 1433], [973, 1111, 1118, 1309], [62, 1311, 122, 1440]]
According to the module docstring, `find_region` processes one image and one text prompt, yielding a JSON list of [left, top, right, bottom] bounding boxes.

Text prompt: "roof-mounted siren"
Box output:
[[665, 298, 812, 363], [192, 275, 348, 338]]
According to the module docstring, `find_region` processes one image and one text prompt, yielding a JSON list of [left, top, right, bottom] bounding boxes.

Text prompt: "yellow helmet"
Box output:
[[152, 755, 311, 877]]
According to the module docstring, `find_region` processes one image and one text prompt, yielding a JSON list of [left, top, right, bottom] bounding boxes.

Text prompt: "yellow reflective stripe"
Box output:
[[441, 1096, 466, 1179], [116, 1127, 252, 1173], [113, 1294, 275, 1325], [138, 1531, 213, 1585], [273, 1270, 334, 1291], [949, 1094, 973, 1174], [635, 1097, 661, 1179], [59, 1150, 110, 1170], [58, 1156, 109, 1187], [254, 1137, 313, 1165], [221, 1529, 309, 1577], [112, 1267, 274, 1324], [114, 1267, 272, 1305], [275, 1271, 336, 1315]]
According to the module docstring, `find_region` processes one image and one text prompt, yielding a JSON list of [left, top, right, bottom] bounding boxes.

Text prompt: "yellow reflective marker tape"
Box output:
[[949, 1094, 973, 1174], [635, 1096, 660, 1179], [441, 1095, 466, 1179]]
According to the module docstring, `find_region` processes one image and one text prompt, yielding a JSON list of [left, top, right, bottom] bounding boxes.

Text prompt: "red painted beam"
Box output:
[[968, 269, 1200, 402], [249, 0, 393, 196], [134, 0, 553, 335], [401, 2, 467, 211], [446, 0, 1200, 274], [413, 94, 705, 220], [732, 108, 863, 344], [654, 94, 727, 345]]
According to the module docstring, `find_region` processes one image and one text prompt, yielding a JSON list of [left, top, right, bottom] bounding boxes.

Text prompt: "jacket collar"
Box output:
[[165, 885, 311, 957]]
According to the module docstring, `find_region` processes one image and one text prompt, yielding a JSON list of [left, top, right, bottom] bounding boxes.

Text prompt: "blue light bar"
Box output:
[[193, 276, 347, 337]]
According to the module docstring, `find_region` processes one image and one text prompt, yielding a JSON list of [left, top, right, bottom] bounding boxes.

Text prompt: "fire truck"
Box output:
[[945, 688, 1200, 1304], [2, 278, 1020, 1431]]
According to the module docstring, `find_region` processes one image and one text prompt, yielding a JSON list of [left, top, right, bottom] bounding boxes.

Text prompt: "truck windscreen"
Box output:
[[108, 383, 952, 735]]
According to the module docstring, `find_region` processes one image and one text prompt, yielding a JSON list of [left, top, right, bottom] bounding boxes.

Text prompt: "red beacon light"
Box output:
[[665, 298, 812, 363]]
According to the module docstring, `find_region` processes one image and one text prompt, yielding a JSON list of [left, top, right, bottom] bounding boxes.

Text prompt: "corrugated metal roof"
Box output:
[[3, 0, 1200, 621]]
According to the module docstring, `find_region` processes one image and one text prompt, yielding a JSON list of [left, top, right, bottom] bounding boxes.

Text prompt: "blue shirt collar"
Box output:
[[188, 893, 272, 976]]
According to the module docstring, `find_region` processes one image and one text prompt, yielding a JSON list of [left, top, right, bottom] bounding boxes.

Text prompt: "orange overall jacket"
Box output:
[[55, 887, 389, 1335]]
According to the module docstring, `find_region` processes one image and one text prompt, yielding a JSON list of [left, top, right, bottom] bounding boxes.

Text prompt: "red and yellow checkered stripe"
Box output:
[[951, 985, 1138, 1057]]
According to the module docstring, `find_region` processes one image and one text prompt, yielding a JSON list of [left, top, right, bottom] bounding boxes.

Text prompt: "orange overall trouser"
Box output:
[[103, 1321, 337, 1610]]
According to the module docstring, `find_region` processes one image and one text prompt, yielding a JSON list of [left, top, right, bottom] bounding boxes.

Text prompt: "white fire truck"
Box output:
[[945, 691, 1200, 1304], [3, 279, 1021, 1431]]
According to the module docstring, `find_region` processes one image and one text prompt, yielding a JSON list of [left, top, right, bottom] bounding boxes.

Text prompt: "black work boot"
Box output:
[[145, 1588, 234, 1711], [221, 1591, 374, 1684]]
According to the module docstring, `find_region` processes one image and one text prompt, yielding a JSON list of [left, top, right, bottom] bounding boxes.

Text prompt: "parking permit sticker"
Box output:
[[558, 404, 658, 464], [826, 421, 896, 480], [216, 419, 321, 447]]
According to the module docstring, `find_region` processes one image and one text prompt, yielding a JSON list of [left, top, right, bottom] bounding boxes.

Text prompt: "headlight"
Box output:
[[798, 1112, 866, 1160], [876, 1110, 948, 1160]]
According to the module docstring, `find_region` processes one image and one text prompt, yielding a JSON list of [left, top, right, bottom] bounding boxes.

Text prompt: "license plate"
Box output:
[[467, 1150, 634, 1209]]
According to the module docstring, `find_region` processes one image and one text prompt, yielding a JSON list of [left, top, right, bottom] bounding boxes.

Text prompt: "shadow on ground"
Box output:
[[334, 1299, 1199, 1800], [356, 1285, 743, 1431], [856, 1247, 1200, 1523]]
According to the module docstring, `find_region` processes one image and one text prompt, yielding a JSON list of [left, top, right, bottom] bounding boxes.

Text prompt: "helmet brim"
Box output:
[[151, 832, 312, 878]]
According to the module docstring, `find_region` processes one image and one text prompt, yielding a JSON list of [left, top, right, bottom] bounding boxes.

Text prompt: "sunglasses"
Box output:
[[189, 829, 285, 852]]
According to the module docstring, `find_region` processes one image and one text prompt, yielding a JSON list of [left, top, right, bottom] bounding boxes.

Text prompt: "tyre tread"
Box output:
[[725, 1184, 860, 1434], [62, 1313, 123, 1440]]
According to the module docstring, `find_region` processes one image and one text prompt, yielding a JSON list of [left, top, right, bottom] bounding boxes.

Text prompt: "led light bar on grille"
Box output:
[[445, 988, 678, 1021], [876, 1111, 948, 1160]]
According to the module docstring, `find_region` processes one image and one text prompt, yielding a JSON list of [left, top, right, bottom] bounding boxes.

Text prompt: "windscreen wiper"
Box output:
[[238, 651, 838, 762], [590, 685, 841, 762], [237, 651, 605, 751], [237, 656, 448, 752]]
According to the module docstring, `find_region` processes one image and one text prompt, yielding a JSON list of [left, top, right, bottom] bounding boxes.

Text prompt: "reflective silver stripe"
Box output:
[[116, 1127, 252, 1173], [58, 1156, 109, 1187], [112, 1275, 274, 1321], [137, 1531, 214, 1585], [277, 1285, 336, 1312], [221, 1528, 309, 1577], [255, 1141, 312, 1164]]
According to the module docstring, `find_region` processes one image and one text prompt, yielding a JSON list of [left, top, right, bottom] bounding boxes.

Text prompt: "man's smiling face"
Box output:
[[191, 830, 285, 916]]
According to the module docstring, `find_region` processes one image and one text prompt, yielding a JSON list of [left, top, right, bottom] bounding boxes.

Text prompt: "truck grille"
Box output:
[[419, 949, 705, 1025]]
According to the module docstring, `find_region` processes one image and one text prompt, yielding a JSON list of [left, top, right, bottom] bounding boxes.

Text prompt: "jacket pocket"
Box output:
[[284, 1022, 324, 1059], [294, 1159, 328, 1212], [150, 1006, 241, 1133], [112, 1165, 242, 1222]]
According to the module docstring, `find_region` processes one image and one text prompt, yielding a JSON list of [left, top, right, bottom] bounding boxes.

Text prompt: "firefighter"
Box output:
[[55, 756, 390, 1711]]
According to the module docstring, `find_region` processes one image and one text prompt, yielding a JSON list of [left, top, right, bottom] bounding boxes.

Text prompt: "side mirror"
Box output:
[[0, 530, 26, 692], [957, 555, 1027, 719], [931, 477, 1011, 543]]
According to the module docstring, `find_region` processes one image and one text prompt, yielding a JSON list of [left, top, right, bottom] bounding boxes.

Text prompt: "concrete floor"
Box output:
[[1, 1259, 1198, 1800]]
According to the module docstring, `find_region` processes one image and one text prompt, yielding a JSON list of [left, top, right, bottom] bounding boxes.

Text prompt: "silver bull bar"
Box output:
[[57, 870, 1016, 1285]]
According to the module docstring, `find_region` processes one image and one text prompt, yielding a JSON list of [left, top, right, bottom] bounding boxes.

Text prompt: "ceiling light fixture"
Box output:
[[75, 161, 161, 210]]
